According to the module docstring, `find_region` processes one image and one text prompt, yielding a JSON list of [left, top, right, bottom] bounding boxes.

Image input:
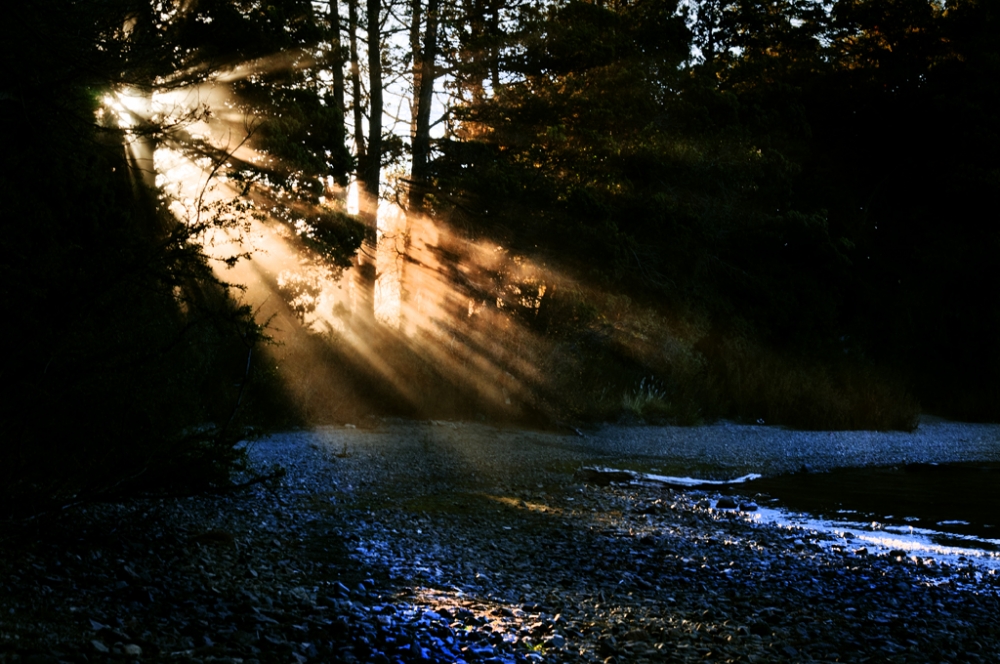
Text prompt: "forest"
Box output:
[[1, 0, 998, 514]]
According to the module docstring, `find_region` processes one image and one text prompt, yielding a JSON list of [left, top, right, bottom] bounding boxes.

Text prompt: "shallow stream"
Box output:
[[729, 462, 1000, 573]]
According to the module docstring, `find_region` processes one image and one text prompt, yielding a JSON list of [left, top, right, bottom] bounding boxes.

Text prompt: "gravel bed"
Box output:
[[580, 416, 1000, 475], [1, 419, 999, 663]]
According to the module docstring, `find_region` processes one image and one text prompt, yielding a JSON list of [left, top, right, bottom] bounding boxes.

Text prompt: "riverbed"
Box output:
[[1, 416, 998, 663]]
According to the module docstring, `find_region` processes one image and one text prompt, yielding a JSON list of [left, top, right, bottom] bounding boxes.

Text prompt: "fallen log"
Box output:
[[575, 466, 762, 489]]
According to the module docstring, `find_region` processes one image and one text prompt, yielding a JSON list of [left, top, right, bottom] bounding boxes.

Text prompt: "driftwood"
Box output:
[[575, 466, 762, 489]]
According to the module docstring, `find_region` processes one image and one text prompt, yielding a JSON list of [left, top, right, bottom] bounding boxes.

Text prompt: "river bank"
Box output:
[[1, 418, 998, 663]]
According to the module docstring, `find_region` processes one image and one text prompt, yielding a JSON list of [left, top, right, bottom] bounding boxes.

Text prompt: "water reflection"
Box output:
[[739, 462, 1000, 574], [747, 462, 1000, 544]]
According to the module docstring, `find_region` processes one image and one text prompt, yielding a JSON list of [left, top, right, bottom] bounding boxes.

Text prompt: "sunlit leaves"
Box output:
[[301, 210, 367, 271]]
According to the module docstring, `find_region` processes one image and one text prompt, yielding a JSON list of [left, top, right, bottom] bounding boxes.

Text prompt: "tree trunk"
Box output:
[[462, 0, 487, 106], [408, 0, 438, 213], [348, 0, 366, 166], [487, 0, 501, 94], [363, 0, 383, 201], [350, 0, 383, 327], [328, 0, 349, 189]]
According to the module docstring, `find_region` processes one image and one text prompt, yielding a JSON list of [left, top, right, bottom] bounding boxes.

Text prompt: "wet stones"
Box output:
[[3, 425, 1000, 664], [716, 496, 739, 510]]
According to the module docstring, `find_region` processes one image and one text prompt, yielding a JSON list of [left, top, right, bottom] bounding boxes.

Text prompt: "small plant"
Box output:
[[621, 377, 671, 419]]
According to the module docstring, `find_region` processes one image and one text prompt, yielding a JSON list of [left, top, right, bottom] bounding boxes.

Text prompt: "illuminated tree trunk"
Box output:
[[345, 0, 371, 325], [399, 0, 439, 333], [347, 0, 383, 327]]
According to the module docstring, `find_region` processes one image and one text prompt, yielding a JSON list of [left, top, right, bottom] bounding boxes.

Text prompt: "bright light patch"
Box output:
[[346, 180, 360, 215]]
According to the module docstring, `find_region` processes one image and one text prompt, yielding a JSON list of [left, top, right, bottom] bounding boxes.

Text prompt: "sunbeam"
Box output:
[[97, 52, 703, 427]]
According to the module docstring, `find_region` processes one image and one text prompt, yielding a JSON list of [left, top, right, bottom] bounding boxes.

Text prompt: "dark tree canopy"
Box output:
[[429, 0, 1000, 421]]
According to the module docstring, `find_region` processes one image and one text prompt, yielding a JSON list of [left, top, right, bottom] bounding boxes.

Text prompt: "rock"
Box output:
[[623, 629, 650, 642], [575, 468, 637, 486], [757, 607, 784, 625], [5, 421, 1000, 664], [598, 635, 619, 657], [716, 496, 739, 510], [91, 640, 110, 654], [289, 586, 315, 605], [739, 502, 758, 512], [189, 530, 235, 547], [23, 654, 60, 664], [122, 644, 142, 656]]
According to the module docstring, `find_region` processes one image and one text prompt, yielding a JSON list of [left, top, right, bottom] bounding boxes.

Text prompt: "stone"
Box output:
[[623, 629, 650, 642], [716, 497, 739, 510], [5, 421, 1000, 664], [575, 468, 637, 486]]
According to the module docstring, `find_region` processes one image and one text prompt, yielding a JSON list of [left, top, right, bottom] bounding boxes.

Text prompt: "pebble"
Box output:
[[1, 420, 998, 663]]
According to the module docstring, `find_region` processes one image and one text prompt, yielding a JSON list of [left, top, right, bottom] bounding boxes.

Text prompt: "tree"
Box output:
[[815, 0, 1000, 417], [0, 0, 366, 516], [408, 0, 441, 213]]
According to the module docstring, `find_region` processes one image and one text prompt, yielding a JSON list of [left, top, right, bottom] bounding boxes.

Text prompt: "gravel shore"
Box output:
[[1, 418, 999, 663]]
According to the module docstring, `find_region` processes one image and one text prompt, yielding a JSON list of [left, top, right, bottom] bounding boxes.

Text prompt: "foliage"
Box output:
[[428, 0, 1000, 423], [232, 72, 354, 198], [0, 124, 273, 518], [0, 0, 339, 519]]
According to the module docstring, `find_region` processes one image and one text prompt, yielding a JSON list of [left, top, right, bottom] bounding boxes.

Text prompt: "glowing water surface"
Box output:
[[731, 462, 1000, 577]]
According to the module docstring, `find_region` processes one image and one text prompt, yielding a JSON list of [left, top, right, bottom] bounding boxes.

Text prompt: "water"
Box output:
[[736, 462, 1000, 573]]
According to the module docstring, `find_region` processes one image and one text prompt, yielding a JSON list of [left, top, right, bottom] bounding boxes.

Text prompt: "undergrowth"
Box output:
[[260, 276, 921, 432]]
